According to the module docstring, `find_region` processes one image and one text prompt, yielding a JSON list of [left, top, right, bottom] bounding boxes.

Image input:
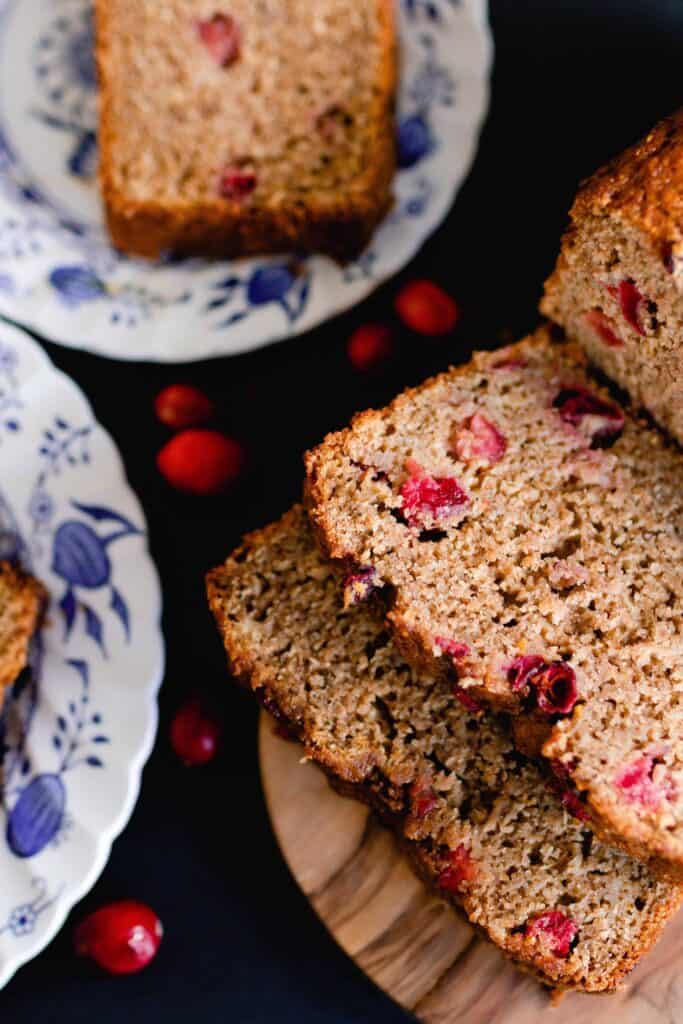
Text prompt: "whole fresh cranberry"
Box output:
[[75, 901, 162, 975], [197, 13, 241, 66], [157, 430, 244, 495], [395, 280, 460, 336], [347, 324, 394, 372], [154, 385, 214, 431], [170, 697, 222, 766]]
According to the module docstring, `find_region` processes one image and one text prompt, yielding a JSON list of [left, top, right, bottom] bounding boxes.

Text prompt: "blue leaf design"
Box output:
[[110, 586, 130, 640], [213, 276, 240, 290], [7, 775, 66, 858], [92, 735, 109, 743], [206, 298, 229, 311], [57, 716, 67, 731], [83, 605, 105, 654], [70, 501, 140, 533], [85, 756, 103, 768], [218, 311, 248, 328], [59, 588, 77, 638], [91, 713, 101, 724], [52, 735, 62, 750], [67, 659, 89, 687]]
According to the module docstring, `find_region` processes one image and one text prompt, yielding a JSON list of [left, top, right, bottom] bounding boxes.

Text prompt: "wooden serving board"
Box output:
[[259, 714, 683, 1024]]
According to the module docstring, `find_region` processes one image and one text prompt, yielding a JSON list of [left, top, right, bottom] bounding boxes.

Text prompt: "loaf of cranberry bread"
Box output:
[[206, 507, 682, 993], [0, 562, 44, 707], [304, 327, 683, 871], [95, 0, 396, 260], [542, 109, 683, 443]]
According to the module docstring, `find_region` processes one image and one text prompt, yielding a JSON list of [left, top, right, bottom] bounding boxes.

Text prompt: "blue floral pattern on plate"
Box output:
[[0, 320, 163, 987], [0, 0, 492, 361]]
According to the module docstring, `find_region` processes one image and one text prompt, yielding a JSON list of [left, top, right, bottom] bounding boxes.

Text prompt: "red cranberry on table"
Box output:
[[157, 429, 245, 495], [347, 324, 394, 372], [170, 697, 222, 766], [154, 385, 215, 431], [75, 900, 162, 975], [395, 280, 460, 336]]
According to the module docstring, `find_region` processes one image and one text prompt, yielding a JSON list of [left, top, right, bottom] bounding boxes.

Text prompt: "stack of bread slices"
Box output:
[[207, 111, 683, 994]]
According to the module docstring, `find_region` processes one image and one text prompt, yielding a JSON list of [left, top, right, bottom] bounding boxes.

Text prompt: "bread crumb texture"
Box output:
[[304, 327, 683, 869], [207, 507, 682, 993]]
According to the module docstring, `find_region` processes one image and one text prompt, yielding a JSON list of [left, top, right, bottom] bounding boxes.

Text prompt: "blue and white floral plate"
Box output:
[[0, 0, 492, 362], [0, 319, 163, 987]]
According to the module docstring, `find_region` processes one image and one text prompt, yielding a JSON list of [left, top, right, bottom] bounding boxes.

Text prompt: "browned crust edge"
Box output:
[[95, 0, 397, 262], [542, 108, 683, 317], [0, 561, 46, 706], [205, 509, 683, 994]]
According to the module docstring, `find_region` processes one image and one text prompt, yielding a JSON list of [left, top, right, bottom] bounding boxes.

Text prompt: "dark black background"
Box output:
[[4, 1, 682, 1020]]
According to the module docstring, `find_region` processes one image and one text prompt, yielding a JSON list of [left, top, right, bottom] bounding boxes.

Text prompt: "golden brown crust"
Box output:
[[95, 0, 397, 262], [568, 108, 683, 252], [0, 562, 45, 707]]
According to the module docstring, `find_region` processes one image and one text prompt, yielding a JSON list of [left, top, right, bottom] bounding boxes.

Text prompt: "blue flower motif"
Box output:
[[397, 114, 434, 168], [49, 266, 105, 305], [28, 489, 54, 526], [8, 904, 37, 936]]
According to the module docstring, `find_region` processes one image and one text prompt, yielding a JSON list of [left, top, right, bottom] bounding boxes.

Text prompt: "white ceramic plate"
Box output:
[[0, 320, 163, 987], [0, 0, 492, 362]]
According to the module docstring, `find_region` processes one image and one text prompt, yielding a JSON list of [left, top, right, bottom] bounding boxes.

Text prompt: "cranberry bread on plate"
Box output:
[[95, 0, 396, 260], [0, 562, 44, 709], [542, 109, 683, 443], [304, 327, 683, 872], [206, 507, 682, 994]]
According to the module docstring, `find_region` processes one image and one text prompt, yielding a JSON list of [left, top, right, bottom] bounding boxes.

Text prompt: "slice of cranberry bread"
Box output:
[[304, 327, 683, 870], [0, 562, 45, 707], [96, 0, 396, 260], [206, 507, 682, 994], [542, 109, 683, 443]]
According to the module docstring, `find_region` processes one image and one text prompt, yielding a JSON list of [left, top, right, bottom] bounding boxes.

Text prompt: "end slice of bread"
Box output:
[[96, 0, 396, 261], [206, 507, 682, 993], [542, 108, 683, 444]]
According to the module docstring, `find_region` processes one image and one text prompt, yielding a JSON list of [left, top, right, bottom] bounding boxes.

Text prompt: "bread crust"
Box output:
[[206, 508, 683, 994], [0, 561, 45, 706], [95, 0, 397, 262], [568, 108, 683, 251]]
